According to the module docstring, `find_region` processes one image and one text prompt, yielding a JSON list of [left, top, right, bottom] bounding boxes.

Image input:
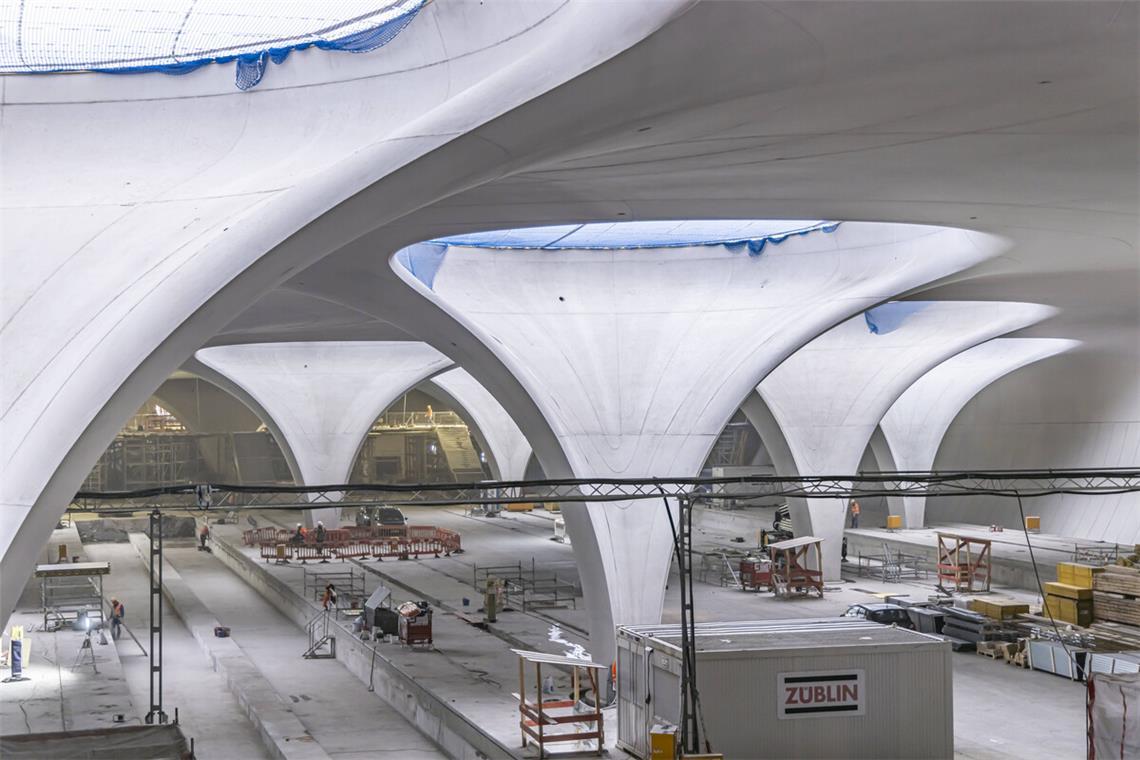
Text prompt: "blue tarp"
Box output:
[[4, 0, 426, 90], [864, 301, 929, 335], [431, 220, 840, 257]]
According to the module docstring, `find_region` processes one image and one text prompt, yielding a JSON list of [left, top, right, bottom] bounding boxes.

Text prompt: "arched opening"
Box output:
[[348, 388, 492, 485], [81, 376, 292, 491]]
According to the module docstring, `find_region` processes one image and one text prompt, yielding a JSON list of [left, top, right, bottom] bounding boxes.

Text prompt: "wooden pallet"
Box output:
[[1008, 649, 1030, 669], [976, 640, 1004, 659], [1093, 591, 1140, 627]]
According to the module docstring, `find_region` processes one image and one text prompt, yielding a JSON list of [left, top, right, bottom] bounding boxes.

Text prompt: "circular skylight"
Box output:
[[0, 0, 424, 75], [431, 220, 838, 251]]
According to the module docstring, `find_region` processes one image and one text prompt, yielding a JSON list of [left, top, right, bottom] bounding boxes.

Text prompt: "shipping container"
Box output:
[[617, 619, 952, 759]]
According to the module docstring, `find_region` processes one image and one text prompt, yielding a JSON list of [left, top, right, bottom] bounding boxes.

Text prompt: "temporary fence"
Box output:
[[243, 524, 460, 564]]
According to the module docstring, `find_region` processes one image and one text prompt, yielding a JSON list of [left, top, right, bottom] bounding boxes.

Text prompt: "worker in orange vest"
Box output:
[[850, 500, 861, 529]]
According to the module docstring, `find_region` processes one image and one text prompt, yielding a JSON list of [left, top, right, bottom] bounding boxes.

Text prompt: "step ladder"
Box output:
[[303, 609, 336, 659]]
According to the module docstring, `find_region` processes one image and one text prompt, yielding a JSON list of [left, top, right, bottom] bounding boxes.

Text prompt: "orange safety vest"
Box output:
[[851, 502, 861, 515]]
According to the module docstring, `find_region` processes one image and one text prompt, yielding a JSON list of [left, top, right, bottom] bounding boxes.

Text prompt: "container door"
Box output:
[[651, 660, 681, 727], [618, 636, 649, 757]]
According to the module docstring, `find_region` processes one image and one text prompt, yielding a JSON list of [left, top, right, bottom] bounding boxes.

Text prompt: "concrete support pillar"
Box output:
[[194, 342, 452, 526], [878, 338, 1077, 528], [756, 301, 1056, 578], [400, 223, 1006, 662]]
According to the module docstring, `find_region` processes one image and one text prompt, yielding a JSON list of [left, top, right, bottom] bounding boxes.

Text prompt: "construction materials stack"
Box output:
[[1047, 562, 1102, 626], [1093, 564, 1140, 627], [940, 606, 1000, 649], [970, 598, 1029, 622]]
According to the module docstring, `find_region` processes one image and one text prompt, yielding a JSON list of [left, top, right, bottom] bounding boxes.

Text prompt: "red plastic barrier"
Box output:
[[333, 541, 371, 561], [294, 545, 329, 563], [243, 527, 278, 546]]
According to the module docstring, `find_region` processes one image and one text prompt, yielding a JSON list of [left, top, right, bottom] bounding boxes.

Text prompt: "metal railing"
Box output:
[[1074, 544, 1120, 565], [303, 609, 336, 659], [372, 410, 465, 429], [473, 560, 581, 611], [855, 543, 929, 582], [302, 567, 365, 607]]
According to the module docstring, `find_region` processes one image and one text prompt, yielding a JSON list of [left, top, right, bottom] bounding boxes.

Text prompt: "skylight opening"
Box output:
[[1, 0, 426, 88], [430, 219, 839, 251]]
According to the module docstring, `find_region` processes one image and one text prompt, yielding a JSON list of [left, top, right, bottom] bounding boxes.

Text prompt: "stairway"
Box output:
[[434, 426, 484, 480], [303, 609, 336, 659]]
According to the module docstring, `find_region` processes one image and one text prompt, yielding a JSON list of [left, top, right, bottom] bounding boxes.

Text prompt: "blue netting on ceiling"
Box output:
[[431, 220, 840, 256], [864, 301, 930, 335], [0, 0, 426, 89]]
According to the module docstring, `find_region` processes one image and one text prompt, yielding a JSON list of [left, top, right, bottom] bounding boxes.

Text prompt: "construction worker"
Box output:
[[850, 500, 861, 529], [198, 521, 210, 551], [290, 523, 306, 545], [321, 583, 338, 611], [314, 521, 327, 545], [109, 598, 125, 640]]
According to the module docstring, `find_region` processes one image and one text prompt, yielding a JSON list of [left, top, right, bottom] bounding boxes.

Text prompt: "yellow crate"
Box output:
[[970, 599, 1028, 620], [987, 599, 1030, 619], [1057, 562, 1103, 588], [505, 502, 535, 512], [886, 514, 903, 530], [650, 726, 677, 760], [1045, 595, 1093, 627], [1044, 581, 1093, 601], [1057, 563, 1073, 585], [1025, 515, 1041, 531]]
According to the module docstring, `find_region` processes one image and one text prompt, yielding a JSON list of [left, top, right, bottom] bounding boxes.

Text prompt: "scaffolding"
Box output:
[[936, 532, 992, 593], [37, 561, 108, 629]]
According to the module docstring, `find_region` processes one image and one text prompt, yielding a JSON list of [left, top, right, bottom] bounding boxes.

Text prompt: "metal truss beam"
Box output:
[[70, 468, 1140, 514]]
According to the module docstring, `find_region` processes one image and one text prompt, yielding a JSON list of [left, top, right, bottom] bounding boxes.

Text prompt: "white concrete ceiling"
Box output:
[[2, 0, 1136, 638]]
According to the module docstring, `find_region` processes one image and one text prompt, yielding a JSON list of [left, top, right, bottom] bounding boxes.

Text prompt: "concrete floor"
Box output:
[[243, 505, 1091, 759], [162, 543, 443, 759], [4, 510, 1095, 759], [83, 542, 272, 759], [0, 524, 137, 738]]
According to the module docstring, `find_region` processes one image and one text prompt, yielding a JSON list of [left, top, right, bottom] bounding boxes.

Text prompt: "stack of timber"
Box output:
[[1093, 565, 1140, 627], [1090, 621, 1140, 650]]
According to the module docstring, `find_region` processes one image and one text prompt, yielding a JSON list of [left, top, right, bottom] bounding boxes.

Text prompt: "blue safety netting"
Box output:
[[864, 301, 930, 335], [1, 0, 426, 90], [395, 242, 448, 290], [431, 220, 840, 256]]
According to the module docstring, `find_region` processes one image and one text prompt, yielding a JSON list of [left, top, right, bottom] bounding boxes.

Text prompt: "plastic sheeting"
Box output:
[[431, 220, 839, 255], [1088, 672, 1140, 759], [395, 242, 448, 289], [1, 0, 426, 89], [864, 301, 930, 335], [0, 724, 190, 759]]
